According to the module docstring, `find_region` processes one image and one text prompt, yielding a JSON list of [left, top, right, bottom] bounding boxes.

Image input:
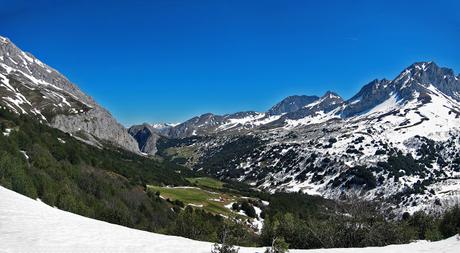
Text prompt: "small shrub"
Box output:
[[265, 237, 289, 253]]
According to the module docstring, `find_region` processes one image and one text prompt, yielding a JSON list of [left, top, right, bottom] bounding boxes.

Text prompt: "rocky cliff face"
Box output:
[[0, 35, 139, 153], [128, 124, 161, 155]]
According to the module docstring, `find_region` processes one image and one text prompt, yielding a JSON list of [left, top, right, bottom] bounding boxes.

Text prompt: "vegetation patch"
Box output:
[[148, 185, 249, 218], [187, 177, 224, 189]]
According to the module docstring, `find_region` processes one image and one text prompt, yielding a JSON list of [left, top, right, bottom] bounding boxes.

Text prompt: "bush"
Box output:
[[265, 237, 289, 253], [211, 224, 240, 253], [408, 211, 437, 240], [211, 243, 239, 253], [439, 204, 460, 237], [241, 201, 257, 218]]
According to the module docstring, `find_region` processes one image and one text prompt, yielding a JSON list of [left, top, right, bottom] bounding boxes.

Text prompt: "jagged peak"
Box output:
[[409, 61, 435, 71], [274, 95, 321, 103], [322, 91, 343, 100], [393, 61, 459, 94], [267, 94, 319, 116], [397, 61, 457, 79]]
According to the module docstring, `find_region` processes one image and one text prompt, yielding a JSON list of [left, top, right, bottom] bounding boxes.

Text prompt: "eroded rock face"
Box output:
[[128, 124, 161, 155], [0, 35, 139, 153], [51, 107, 140, 152]]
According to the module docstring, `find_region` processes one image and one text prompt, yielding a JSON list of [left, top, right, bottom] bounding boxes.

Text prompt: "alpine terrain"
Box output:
[[0, 36, 139, 152], [132, 61, 460, 214], [0, 34, 459, 252]]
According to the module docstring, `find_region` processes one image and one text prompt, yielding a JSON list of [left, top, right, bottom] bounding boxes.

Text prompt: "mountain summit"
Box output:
[[267, 95, 320, 116]]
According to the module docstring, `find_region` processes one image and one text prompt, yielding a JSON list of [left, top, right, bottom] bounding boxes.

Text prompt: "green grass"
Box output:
[[186, 177, 224, 189], [147, 185, 243, 217]]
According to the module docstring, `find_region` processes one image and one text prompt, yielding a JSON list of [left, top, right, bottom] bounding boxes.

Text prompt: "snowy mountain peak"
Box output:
[[323, 90, 342, 100], [394, 61, 460, 102], [411, 61, 434, 70]]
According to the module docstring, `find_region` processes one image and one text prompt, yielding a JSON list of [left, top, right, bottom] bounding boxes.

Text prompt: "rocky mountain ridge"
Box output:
[[0, 36, 139, 152]]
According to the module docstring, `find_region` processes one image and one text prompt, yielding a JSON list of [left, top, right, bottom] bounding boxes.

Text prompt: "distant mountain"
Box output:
[[131, 62, 460, 150], [267, 95, 319, 116], [146, 61, 460, 214], [128, 123, 161, 155], [130, 111, 282, 145], [275, 91, 344, 123], [0, 36, 139, 152]]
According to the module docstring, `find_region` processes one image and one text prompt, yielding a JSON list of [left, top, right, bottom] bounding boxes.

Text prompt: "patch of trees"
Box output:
[[262, 197, 460, 249], [377, 152, 426, 179], [232, 200, 257, 218], [330, 166, 377, 190], [197, 136, 264, 177], [156, 136, 206, 156]]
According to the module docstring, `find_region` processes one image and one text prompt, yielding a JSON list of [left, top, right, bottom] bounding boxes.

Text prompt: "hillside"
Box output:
[[1, 185, 458, 253], [0, 35, 139, 152]]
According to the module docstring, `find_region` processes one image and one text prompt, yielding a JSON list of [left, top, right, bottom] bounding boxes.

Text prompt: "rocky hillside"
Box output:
[[141, 61, 460, 214], [0, 36, 139, 152]]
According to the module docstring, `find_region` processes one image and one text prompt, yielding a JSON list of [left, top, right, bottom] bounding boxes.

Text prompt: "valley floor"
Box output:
[[0, 185, 458, 253]]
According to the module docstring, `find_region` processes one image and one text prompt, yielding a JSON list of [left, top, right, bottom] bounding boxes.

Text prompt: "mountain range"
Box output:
[[130, 61, 460, 214], [1, 35, 459, 214]]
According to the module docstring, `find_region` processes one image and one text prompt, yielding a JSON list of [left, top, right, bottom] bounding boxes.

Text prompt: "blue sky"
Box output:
[[1, 0, 459, 125]]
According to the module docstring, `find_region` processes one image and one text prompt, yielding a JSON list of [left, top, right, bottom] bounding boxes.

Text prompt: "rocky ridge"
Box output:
[[0, 36, 139, 152]]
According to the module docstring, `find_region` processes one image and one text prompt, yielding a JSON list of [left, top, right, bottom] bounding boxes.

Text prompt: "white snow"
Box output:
[[187, 203, 204, 208], [218, 113, 281, 132], [0, 186, 459, 252], [285, 107, 341, 127], [151, 123, 180, 129], [19, 150, 29, 160], [250, 206, 264, 233], [2, 128, 12, 136], [21, 52, 34, 63], [361, 93, 400, 117]]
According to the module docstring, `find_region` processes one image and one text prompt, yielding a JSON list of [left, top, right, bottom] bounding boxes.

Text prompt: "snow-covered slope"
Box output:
[[0, 185, 458, 253]]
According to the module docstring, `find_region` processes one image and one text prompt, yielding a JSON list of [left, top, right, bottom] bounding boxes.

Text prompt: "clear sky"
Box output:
[[1, 0, 459, 125]]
